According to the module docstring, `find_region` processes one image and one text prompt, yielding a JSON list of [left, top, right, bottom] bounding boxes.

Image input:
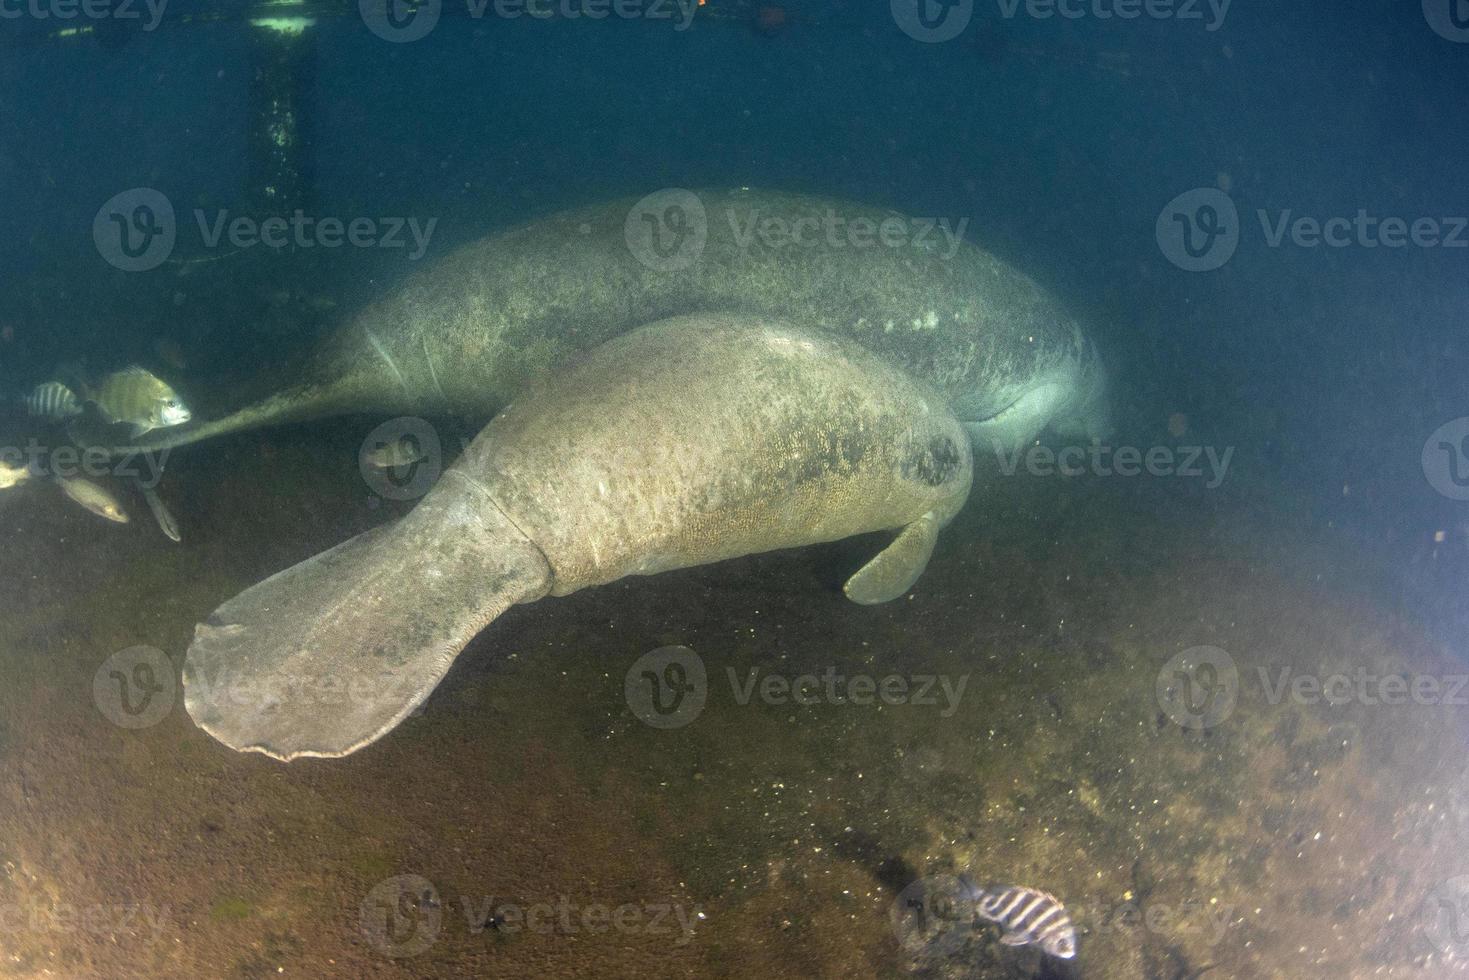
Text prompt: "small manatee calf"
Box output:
[[183, 314, 974, 761]]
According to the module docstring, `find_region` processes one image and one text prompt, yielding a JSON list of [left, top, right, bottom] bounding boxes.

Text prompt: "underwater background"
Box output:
[[2, 1, 1469, 977]]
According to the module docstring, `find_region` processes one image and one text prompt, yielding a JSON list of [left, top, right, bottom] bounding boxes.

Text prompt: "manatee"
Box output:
[[183, 314, 974, 761], [115, 189, 1109, 457]]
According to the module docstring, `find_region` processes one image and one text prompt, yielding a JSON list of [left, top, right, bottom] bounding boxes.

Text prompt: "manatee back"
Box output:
[[462, 313, 973, 595], [340, 189, 1088, 422]]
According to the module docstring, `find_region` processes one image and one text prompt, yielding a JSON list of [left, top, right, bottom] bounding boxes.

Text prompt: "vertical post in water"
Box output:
[[246, 4, 318, 219]]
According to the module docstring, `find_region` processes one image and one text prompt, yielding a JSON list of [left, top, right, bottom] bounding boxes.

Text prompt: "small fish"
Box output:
[[960, 878, 1077, 960], [0, 459, 32, 490], [138, 482, 181, 542], [91, 366, 192, 437], [364, 432, 428, 469], [22, 381, 82, 421], [57, 476, 129, 524]]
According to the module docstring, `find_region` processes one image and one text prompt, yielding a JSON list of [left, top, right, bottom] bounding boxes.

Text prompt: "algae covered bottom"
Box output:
[[0, 422, 1464, 979]]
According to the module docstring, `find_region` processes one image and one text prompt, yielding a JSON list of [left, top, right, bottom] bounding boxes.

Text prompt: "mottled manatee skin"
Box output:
[[188, 189, 1105, 448], [456, 314, 973, 596], [180, 314, 974, 761]]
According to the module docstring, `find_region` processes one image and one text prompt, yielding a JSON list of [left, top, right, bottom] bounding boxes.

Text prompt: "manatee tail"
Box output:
[[91, 378, 357, 456], [183, 475, 553, 761]]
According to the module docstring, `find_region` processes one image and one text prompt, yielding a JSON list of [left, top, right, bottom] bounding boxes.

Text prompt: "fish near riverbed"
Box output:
[[183, 314, 974, 761], [57, 476, 129, 524]]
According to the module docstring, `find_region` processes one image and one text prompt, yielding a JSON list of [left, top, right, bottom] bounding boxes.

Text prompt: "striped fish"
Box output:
[[22, 381, 82, 421], [959, 877, 1077, 960]]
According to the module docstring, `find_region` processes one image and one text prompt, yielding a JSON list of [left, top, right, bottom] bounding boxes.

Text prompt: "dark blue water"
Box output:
[[2, 3, 1469, 976]]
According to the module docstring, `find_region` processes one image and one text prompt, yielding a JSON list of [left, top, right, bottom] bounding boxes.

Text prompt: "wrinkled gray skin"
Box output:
[[183, 315, 974, 762], [118, 189, 1109, 457]]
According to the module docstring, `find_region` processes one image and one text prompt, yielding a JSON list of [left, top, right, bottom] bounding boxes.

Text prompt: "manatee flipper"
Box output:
[[183, 479, 553, 761], [842, 511, 942, 605]]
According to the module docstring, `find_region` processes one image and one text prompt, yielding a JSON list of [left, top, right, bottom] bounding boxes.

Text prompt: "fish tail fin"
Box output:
[[183, 480, 552, 760]]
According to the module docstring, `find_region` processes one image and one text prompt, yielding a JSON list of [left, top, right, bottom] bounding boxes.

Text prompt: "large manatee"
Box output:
[[120, 189, 1109, 456], [183, 314, 974, 761]]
